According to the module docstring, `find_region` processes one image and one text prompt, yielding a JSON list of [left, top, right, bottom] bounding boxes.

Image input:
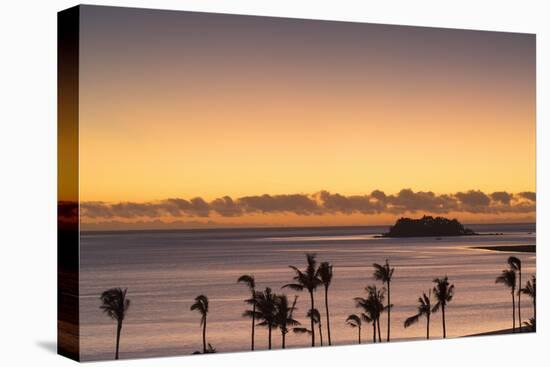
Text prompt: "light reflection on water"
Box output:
[[79, 224, 535, 361]]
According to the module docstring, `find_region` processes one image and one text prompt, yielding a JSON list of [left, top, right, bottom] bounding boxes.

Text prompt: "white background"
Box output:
[[0, 0, 547, 366]]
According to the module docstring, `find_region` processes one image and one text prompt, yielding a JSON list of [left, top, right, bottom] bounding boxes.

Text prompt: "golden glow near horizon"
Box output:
[[74, 8, 535, 228]]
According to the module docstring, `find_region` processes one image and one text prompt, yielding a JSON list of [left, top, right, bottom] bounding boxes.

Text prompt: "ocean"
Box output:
[[79, 223, 536, 360]]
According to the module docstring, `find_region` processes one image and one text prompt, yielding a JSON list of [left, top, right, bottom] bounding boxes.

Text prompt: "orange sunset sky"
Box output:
[[72, 7, 535, 230]]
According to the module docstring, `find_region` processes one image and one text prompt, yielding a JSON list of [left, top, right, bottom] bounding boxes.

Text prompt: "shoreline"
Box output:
[[470, 245, 535, 253], [465, 328, 534, 337]]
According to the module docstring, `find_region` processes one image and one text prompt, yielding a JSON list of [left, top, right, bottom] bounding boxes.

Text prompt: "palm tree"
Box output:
[[237, 274, 256, 350], [346, 314, 362, 344], [520, 275, 536, 321], [307, 308, 324, 346], [318, 261, 334, 346], [100, 287, 130, 360], [432, 276, 455, 338], [496, 269, 517, 332], [404, 290, 432, 340], [373, 259, 394, 342], [254, 287, 278, 350], [284, 253, 321, 347], [190, 294, 209, 353], [275, 294, 300, 349], [508, 256, 522, 331], [523, 317, 536, 332], [355, 285, 385, 343]]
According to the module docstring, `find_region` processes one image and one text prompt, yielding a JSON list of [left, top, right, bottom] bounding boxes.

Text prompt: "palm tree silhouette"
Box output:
[[100, 288, 130, 360], [523, 317, 536, 332], [318, 261, 334, 346], [346, 314, 362, 344], [520, 275, 536, 321], [355, 285, 385, 343], [307, 308, 324, 346], [507, 257, 522, 331], [284, 253, 321, 347], [496, 269, 517, 332], [404, 290, 432, 340], [373, 259, 394, 342], [190, 294, 209, 353], [275, 294, 300, 349], [254, 287, 278, 350], [432, 276, 454, 338], [237, 274, 257, 350]]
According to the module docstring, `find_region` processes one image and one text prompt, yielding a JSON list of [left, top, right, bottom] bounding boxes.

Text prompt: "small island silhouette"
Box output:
[[381, 215, 477, 238]]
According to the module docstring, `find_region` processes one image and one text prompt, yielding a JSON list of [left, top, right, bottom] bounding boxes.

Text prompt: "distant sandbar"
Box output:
[[471, 245, 535, 253]]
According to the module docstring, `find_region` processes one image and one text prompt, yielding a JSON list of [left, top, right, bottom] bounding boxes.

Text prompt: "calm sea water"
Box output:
[[79, 223, 536, 361]]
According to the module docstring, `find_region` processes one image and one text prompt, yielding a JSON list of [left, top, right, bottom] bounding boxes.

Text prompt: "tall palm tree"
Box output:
[[318, 261, 334, 346], [307, 308, 324, 346], [284, 253, 321, 347], [254, 287, 278, 350], [100, 288, 130, 360], [508, 256, 522, 331], [237, 274, 256, 350], [190, 294, 209, 353], [355, 285, 385, 343], [373, 259, 394, 342], [346, 314, 362, 344], [520, 275, 536, 321], [404, 290, 432, 340], [496, 269, 517, 332], [275, 294, 300, 349], [432, 276, 454, 338]]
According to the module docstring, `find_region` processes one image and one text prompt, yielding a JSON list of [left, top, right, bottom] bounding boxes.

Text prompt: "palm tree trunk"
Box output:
[[324, 286, 332, 346], [512, 290, 516, 333], [358, 326, 361, 344], [202, 317, 207, 353], [441, 304, 446, 338], [115, 321, 122, 360], [377, 318, 382, 342], [426, 314, 430, 340], [268, 325, 272, 350], [372, 323, 376, 343], [309, 291, 316, 347], [318, 321, 324, 346], [386, 281, 391, 342], [518, 271, 522, 332], [251, 304, 256, 351], [282, 331, 286, 349]]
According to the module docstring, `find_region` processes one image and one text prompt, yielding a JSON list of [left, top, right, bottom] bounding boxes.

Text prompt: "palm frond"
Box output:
[[237, 274, 256, 291], [346, 314, 361, 328], [404, 314, 420, 328], [293, 327, 312, 335], [507, 256, 521, 272]]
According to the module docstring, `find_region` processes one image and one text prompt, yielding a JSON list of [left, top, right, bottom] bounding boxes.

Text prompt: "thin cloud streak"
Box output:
[[80, 189, 536, 220]]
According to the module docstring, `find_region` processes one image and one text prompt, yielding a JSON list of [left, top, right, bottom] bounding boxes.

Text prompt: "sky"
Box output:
[[74, 6, 536, 229]]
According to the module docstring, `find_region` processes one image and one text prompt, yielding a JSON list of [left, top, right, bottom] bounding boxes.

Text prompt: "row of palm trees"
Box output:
[[346, 275, 454, 343], [98, 253, 536, 359], [495, 256, 536, 333]]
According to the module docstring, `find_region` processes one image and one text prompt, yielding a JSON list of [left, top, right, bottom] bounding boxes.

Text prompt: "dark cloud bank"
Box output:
[[81, 189, 536, 219]]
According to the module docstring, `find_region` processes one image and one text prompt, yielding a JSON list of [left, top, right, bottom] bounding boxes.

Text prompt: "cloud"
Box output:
[[80, 189, 536, 220], [317, 191, 381, 214], [455, 190, 491, 212], [490, 191, 513, 205], [239, 194, 319, 215], [518, 191, 536, 202], [386, 189, 458, 213]]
